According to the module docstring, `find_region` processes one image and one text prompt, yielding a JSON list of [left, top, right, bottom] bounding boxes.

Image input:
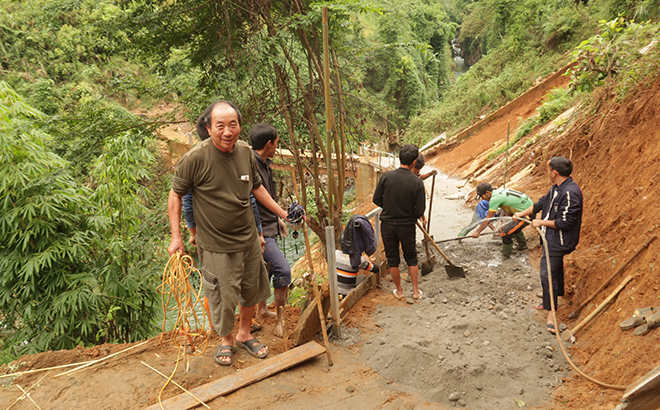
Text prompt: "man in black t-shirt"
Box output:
[[373, 144, 426, 300]]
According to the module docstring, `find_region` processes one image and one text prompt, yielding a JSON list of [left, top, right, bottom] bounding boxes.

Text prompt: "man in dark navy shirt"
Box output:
[[373, 144, 426, 300], [515, 156, 583, 335]]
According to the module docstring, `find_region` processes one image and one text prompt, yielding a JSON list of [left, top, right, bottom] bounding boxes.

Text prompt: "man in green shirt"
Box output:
[[168, 101, 289, 366], [472, 182, 533, 258]]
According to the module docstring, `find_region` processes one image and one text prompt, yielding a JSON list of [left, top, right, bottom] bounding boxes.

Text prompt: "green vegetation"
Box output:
[[0, 82, 162, 358], [2, 0, 660, 361], [487, 87, 574, 160], [569, 17, 660, 95], [407, 0, 660, 144]]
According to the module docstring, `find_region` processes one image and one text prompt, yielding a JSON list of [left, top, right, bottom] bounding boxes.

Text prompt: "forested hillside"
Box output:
[[1, 0, 659, 362]]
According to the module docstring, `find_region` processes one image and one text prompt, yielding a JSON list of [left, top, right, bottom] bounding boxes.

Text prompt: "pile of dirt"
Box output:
[[0, 306, 301, 409], [426, 70, 660, 409]]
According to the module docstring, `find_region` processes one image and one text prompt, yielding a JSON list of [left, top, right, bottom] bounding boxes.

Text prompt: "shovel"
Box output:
[[421, 239, 436, 276], [421, 174, 437, 275], [416, 221, 466, 279]]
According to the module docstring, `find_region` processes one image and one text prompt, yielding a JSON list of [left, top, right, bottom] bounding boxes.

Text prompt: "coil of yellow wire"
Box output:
[[156, 251, 210, 408]]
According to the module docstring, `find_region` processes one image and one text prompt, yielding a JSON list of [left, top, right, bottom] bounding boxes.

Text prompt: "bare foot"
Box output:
[[256, 310, 276, 320], [273, 321, 283, 338]]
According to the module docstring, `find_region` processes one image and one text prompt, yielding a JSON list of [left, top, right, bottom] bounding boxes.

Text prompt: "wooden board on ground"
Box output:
[[616, 364, 660, 410], [340, 272, 376, 319], [144, 341, 326, 410], [292, 294, 330, 346]]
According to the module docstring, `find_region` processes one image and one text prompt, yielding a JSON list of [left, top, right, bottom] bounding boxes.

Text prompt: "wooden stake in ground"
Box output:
[[279, 305, 289, 351], [569, 235, 656, 319], [562, 275, 634, 342], [312, 278, 334, 366]]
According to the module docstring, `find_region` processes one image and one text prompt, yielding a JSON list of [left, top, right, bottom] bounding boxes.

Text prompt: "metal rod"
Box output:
[[374, 211, 381, 286], [325, 226, 341, 338]]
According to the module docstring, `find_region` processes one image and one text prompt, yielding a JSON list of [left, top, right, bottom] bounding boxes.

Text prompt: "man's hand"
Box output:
[[259, 232, 266, 253], [278, 218, 289, 238], [168, 237, 185, 256], [188, 227, 197, 246], [432, 169, 438, 176], [419, 215, 427, 228], [513, 212, 524, 220], [531, 219, 544, 228]]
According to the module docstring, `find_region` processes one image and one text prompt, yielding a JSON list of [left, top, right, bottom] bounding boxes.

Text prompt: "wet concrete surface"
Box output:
[[358, 168, 572, 410]]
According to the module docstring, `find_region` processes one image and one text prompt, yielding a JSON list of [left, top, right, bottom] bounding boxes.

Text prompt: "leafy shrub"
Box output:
[[569, 17, 660, 93]]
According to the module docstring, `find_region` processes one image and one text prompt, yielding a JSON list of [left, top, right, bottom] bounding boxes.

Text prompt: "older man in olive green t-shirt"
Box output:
[[167, 101, 288, 366]]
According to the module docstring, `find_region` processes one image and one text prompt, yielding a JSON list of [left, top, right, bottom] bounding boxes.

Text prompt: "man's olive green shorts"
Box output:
[[199, 235, 270, 337]]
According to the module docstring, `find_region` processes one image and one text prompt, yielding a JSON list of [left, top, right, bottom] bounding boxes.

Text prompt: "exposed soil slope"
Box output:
[[428, 71, 660, 409]]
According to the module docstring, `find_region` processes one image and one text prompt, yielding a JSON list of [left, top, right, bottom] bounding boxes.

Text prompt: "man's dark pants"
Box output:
[[540, 252, 565, 311], [263, 237, 291, 289], [381, 222, 418, 267]]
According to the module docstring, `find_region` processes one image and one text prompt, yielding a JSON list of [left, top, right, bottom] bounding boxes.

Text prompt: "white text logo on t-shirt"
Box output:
[[240, 175, 250, 181]]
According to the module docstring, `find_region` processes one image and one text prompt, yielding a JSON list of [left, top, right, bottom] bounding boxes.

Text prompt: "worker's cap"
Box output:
[[475, 182, 493, 199]]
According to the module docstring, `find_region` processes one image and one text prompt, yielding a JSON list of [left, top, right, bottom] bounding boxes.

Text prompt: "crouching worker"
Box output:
[[336, 214, 379, 295], [472, 182, 534, 258], [167, 101, 288, 366]]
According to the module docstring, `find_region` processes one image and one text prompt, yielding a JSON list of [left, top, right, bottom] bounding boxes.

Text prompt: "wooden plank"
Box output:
[[340, 272, 375, 319], [618, 364, 660, 410], [291, 294, 330, 346], [144, 342, 326, 410]]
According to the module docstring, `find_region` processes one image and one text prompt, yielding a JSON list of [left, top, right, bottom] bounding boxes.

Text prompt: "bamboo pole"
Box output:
[[54, 340, 149, 377], [15, 384, 42, 410], [291, 171, 315, 275], [6, 373, 49, 410], [562, 275, 633, 342], [504, 120, 510, 188], [322, 6, 335, 227], [311, 279, 333, 366], [0, 360, 95, 379]]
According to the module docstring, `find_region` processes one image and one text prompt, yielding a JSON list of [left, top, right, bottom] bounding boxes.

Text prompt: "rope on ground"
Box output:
[[157, 251, 210, 409], [537, 227, 627, 391]]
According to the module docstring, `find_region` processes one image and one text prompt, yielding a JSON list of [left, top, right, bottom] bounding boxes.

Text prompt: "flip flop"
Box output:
[[214, 345, 234, 366], [392, 289, 404, 300], [534, 303, 544, 310], [546, 323, 556, 335], [250, 319, 263, 333], [236, 338, 268, 359], [413, 290, 424, 300]]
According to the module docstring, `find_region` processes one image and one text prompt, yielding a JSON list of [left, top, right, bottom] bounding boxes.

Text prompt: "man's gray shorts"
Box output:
[[199, 235, 270, 337]]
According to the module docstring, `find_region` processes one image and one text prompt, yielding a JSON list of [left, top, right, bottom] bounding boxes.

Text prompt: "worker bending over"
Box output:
[[472, 182, 533, 258]]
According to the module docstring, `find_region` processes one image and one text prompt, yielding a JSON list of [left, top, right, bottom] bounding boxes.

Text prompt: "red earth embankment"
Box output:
[[428, 69, 660, 409]]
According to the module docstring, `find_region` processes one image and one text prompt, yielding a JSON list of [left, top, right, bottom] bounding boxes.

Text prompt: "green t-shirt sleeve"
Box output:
[[249, 149, 262, 190], [172, 154, 194, 196], [488, 191, 503, 212]]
